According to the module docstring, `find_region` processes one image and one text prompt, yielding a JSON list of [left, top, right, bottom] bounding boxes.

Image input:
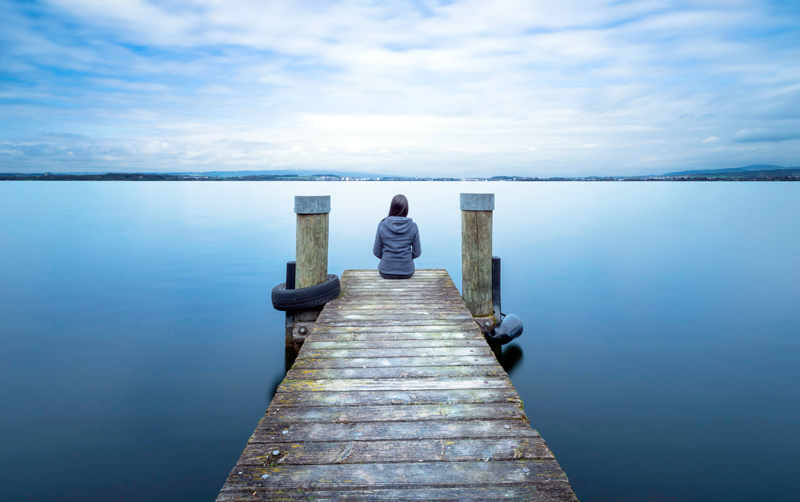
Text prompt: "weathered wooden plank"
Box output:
[[341, 275, 453, 281], [316, 320, 479, 327], [269, 388, 522, 407], [340, 278, 454, 283], [341, 280, 456, 284], [339, 288, 457, 294], [340, 283, 457, 289], [320, 313, 474, 321], [322, 307, 468, 314], [341, 286, 456, 291], [342, 277, 447, 280], [298, 347, 493, 359], [342, 272, 451, 278], [338, 296, 463, 302], [313, 325, 478, 333], [343, 274, 450, 279], [219, 485, 576, 502], [342, 272, 448, 277], [286, 365, 507, 380], [303, 339, 490, 349], [342, 273, 452, 279], [262, 403, 525, 424], [307, 332, 480, 342], [237, 437, 554, 465], [252, 419, 535, 443], [326, 307, 469, 314], [328, 305, 466, 311], [291, 355, 498, 369], [219, 460, 571, 490], [339, 293, 460, 299], [218, 485, 574, 502], [340, 282, 455, 288], [340, 290, 457, 295], [277, 377, 511, 393], [343, 272, 448, 278], [332, 299, 460, 305], [345, 269, 447, 274], [340, 276, 448, 281]]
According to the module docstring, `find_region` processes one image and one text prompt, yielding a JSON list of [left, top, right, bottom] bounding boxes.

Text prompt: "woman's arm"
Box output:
[[411, 225, 421, 259], [373, 225, 383, 258]]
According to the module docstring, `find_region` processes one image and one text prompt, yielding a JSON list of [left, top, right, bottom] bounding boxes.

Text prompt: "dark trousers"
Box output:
[[379, 271, 414, 280]]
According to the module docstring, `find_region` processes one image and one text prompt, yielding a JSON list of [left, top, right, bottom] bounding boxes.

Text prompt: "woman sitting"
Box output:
[[373, 194, 422, 279]]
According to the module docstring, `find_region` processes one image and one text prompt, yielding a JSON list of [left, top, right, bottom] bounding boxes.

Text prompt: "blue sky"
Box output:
[[1, 0, 799, 176]]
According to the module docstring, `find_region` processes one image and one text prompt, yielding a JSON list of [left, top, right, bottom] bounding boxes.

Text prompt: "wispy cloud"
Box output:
[[733, 128, 800, 143], [1, 0, 799, 175]]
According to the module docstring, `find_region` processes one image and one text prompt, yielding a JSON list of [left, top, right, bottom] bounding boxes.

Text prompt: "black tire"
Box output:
[[271, 274, 340, 311]]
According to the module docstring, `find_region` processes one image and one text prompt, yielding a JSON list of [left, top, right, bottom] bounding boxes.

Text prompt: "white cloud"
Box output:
[[733, 128, 800, 143], [0, 0, 798, 175]]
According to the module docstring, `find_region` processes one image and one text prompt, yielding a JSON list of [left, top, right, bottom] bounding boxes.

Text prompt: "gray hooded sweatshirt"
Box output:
[[373, 216, 422, 276]]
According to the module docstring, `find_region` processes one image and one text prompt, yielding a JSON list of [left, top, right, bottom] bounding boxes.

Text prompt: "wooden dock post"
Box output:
[[288, 195, 331, 352], [461, 193, 494, 329]]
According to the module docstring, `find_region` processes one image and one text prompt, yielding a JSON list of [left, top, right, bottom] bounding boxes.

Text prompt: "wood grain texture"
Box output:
[[270, 388, 522, 407], [217, 269, 576, 501], [237, 437, 554, 465], [218, 485, 569, 502], [295, 213, 328, 289], [218, 461, 571, 494], [302, 339, 487, 349], [261, 403, 526, 423], [286, 365, 509, 380], [462, 210, 493, 317]]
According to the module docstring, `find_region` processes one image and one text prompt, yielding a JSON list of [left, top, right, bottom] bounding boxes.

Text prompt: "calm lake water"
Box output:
[[1, 181, 798, 501]]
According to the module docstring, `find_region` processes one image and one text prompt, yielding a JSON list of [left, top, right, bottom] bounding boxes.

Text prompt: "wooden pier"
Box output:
[[217, 269, 577, 501]]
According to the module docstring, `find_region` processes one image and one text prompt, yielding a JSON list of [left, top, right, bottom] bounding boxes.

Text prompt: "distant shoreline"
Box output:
[[2, 171, 799, 182]]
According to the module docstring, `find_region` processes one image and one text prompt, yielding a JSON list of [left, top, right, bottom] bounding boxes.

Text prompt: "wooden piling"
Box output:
[[289, 196, 331, 350], [294, 196, 330, 289], [461, 193, 494, 319]]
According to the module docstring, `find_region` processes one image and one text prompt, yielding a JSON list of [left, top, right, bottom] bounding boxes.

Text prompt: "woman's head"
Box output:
[[388, 194, 409, 217]]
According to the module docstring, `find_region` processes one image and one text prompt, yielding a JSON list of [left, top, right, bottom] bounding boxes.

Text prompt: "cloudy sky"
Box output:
[[1, 0, 799, 176]]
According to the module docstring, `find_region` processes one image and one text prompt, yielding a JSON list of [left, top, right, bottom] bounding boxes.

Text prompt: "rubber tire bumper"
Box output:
[[271, 274, 341, 311]]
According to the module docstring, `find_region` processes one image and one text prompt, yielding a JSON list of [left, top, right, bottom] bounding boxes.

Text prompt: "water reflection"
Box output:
[[284, 346, 298, 373], [2, 181, 798, 502], [496, 343, 524, 376], [265, 347, 297, 403]]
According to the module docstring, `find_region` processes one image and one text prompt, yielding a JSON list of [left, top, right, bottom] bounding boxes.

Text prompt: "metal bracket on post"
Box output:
[[492, 256, 501, 324], [490, 256, 502, 358], [284, 261, 296, 349]]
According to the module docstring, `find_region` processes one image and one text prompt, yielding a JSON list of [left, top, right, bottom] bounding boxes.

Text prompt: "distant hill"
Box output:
[[666, 165, 797, 175], [173, 169, 394, 179]]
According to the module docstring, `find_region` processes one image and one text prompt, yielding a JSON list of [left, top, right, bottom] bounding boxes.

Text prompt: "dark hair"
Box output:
[[388, 194, 409, 218]]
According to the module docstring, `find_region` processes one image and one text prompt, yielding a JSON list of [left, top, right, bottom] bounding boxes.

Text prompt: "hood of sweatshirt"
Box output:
[[383, 216, 414, 234]]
